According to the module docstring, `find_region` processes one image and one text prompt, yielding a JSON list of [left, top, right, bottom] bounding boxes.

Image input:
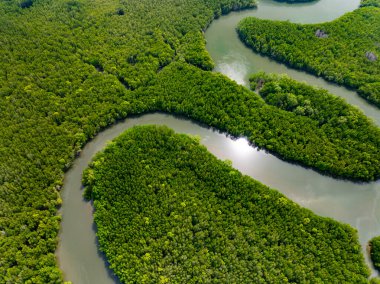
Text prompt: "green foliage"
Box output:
[[370, 278, 380, 284], [361, 0, 380, 8], [370, 236, 380, 272], [250, 71, 375, 126], [0, 0, 379, 281], [178, 31, 215, 71], [83, 125, 370, 283], [139, 63, 380, 181], [250, 72, 380, 179], [0, 0, 256, 282], [237, 6, 380, 107]]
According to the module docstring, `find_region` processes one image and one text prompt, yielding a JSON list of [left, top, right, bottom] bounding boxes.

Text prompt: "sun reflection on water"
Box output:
[[228, 137, 254, 157], [216, 61, 247, 86]]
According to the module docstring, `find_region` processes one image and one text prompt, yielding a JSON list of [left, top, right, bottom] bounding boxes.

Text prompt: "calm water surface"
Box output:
[[58, 113, 380, 283], [206, 0, 380, 126], [58, 0, 380, 282]]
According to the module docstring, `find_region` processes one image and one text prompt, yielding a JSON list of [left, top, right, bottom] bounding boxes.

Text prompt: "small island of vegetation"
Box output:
[[83, 125, 370, 283]]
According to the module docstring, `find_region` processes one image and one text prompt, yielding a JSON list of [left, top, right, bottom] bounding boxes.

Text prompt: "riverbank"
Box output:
[[57, 113, 380, 283], [82, 125, 370, 283], [237, 3, 380, 107]]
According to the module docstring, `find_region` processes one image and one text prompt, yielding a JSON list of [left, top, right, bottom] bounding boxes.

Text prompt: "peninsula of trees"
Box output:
[[83, 125, 370, 283]]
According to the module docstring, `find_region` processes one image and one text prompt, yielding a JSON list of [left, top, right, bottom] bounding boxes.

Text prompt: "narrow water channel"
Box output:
[[58, 0, 380, 282], [205, 0, 380, 126]]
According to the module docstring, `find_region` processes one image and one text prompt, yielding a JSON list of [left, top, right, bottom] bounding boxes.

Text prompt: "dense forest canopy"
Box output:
[[370, 236, 380, 272], [0, 0, 379, 282], [249, 72, 380, 176], [83, 125, 370, 283], [237, 5, 380, 107], [0, 0, 257, 282], [360, 0, 380, 7], [137, 63, 380, 180]]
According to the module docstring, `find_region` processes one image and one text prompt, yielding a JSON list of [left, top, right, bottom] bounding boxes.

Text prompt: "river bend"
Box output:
[[58, 0, 380, 282]]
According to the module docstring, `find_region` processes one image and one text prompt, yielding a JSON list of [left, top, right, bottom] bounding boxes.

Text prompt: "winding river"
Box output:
[[206, 0, 380, 126], [57, 0, 380, 283]]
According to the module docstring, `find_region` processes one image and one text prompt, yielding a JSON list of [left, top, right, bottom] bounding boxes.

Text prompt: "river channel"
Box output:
[[57, 0, 380, 283], [206, 0, 380, 126]]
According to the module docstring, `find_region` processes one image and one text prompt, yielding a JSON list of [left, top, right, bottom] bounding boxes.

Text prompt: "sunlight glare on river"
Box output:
[[228, 137, 253, 156], [217, 61, 247, 85]]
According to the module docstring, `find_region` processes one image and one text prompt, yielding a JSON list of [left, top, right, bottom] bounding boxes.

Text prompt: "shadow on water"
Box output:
[[90, 213, 122, 284]]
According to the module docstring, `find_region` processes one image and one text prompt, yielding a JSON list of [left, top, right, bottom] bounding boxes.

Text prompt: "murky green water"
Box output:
[[57, 0, 380, 282]]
